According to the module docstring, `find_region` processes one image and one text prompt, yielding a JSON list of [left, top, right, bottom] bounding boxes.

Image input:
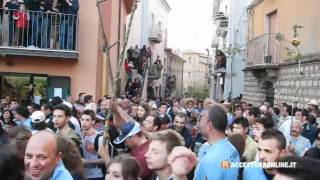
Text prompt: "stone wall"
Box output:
[[243, 71, 266, 106], [243, 59, 320, 108], [275, 61, 320, 108]]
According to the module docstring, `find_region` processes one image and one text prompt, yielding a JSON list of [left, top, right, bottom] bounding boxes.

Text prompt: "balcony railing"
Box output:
[[216, 27, 227, 37], [0, 9, 79, 59], [149, 26, 162, 43], [148, 63, 163, 80], [218, 19, 228, 27], [246, 33, 282, 67], [214, 12, 228, 28]]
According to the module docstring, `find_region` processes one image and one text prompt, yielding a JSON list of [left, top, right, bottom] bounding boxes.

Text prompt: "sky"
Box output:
[[167, 0, 214, 54]]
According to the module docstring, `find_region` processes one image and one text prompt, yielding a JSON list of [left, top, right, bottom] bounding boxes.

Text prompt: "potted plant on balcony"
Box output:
[[275, 24, 303, 62]]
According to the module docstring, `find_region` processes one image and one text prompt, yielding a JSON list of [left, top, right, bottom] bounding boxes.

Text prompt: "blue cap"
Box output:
[[113, 121, 141, 144]]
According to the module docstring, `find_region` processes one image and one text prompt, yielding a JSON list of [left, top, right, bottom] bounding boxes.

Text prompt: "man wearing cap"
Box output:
[[114, 121, 152, 180], [159, 102, 172, 123], [185, 98, 196, 118], [307, 99, 318, 115], [30, 111, 53, 134], [159, 113, 171, 131]]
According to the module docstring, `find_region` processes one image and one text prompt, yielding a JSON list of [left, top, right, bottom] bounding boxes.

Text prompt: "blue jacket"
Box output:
[[50, 160, 73, 180], [172, 126, 193, 148], [302, 122, 317, 144]]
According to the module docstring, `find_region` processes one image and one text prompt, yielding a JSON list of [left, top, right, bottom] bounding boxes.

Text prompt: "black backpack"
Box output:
[[82, 133, 118, 176]]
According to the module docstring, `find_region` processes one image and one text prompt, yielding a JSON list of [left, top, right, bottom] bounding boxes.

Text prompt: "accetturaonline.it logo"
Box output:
[[221, 160, 297, 169]]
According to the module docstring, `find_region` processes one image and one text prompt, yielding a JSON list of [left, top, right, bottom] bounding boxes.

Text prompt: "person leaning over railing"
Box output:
[[4, 0, 20, 46], [24, 0, 41, 47], [40, 0, 54, 48], [58, 0, 79, 50], [13, 3, 28, 47]]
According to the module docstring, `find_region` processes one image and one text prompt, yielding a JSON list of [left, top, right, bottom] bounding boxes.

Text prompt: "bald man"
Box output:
[[24, 131, 73, 180]]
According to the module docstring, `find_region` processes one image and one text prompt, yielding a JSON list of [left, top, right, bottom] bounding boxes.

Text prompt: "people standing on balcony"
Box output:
[[59, 0, 79, 50], [125, 81, 134, 98], [4, 0, 20, 46], [146, 46, 152, 58], [124, 58, 134, 83], [140, 45, 147, 75], [154, 55, 162, 65], [25, 0, 41, 48], [39, 0, 53, 48], [132, 78, 141, 96], [52, 0, 61, 12], [13, 3, 28, 47], [127, 46, 133, 61], [132, 44, 140, 70]]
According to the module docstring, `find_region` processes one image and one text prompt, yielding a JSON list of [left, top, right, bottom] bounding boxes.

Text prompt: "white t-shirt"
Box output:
[[69, 116, 81, 135]]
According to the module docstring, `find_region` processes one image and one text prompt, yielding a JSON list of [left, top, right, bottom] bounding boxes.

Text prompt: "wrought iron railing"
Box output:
[[246, 33, 281, 66], [0, 9, 78, 51], [149, 26, 162, 43]]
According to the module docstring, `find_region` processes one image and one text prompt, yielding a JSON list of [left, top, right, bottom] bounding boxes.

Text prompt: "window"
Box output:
[[1, 74, 48, 105]]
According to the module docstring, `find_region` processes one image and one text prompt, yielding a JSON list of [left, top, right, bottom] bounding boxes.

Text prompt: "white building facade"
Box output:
[[182, 50, 210, 98], [211, 0, 251, 101], [126, 0, 171, 97], [223, 0, 252, 100]]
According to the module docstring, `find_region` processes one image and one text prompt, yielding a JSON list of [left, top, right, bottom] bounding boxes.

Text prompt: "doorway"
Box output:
[[264, 81, 274, 106], [0, 73, 48, 105]]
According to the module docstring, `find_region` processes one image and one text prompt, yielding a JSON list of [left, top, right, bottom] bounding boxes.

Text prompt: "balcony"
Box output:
[[216, 27, 227, 37], [148, 63, 163, 80], [246, 33, 282, 68], [245, 33, 282, 78], [0, 9, 79, 59], [213, 50, 226, 74], [214, 12, 227, 21], [214, 12, 228, 28], [218, 19, 228, 27], [149, 25, 162, 43]]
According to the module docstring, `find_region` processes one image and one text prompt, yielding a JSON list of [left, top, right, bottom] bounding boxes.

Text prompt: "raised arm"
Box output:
[[111, 97, 131, 128]]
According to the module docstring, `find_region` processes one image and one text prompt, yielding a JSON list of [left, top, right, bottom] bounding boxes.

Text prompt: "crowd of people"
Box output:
[[1, 92, 320, 180], [0, 0, 79, 49], [124, 44, 164, 99], [124, 44, 151, 98]]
